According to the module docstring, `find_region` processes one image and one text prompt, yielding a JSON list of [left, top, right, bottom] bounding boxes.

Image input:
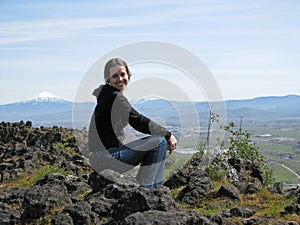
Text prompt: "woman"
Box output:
[[88, 58, 177, 188]]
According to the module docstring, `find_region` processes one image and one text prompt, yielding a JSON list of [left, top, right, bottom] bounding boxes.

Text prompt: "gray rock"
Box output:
[[230, 207, 256, 218], [250, 166, 264, 183], [285, 203, 300, 215], [242, 217, 274, 225], [111, 186, 178, 221], [0, 187, 26, 206], [0, 203, 21, 225], [85, 192, 115, 217], [120, 209, 214, 225], [52, 213, 74, 225], [238, 182, 260, 194], [176, 170, 214, 205], [217, 185, 240, 201], [102, 182, 139, 199], [286, 222, 299, 225], [164, 168, 190, 189], [63, 201, 99, 225], [64, 175, 91, 202], [88, 169, 138, 193], [21, 179, 72, 221], [268, 182, 284, 194]]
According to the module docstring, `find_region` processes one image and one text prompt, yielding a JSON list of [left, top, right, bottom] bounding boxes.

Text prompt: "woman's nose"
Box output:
[[117, 75, 122, 81]]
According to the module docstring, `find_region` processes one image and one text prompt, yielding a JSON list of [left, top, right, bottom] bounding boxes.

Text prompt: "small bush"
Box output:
[[207, 166, 226, 182], [222, 122, 274, 187]]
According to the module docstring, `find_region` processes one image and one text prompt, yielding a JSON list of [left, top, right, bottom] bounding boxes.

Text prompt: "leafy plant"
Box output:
[[222, 122, 274, 186], [206, 166, 226, 182]]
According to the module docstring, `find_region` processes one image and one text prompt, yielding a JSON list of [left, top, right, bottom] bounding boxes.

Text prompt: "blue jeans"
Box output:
[[90, 136, 168, 188]]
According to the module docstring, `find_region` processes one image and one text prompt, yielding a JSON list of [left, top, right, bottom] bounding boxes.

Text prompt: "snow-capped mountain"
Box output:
[[0, 91, 75, 127], [27, 91, 63, 102]]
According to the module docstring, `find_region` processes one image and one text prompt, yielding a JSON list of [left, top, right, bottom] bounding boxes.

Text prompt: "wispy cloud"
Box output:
[[0, 1, 268, 46]]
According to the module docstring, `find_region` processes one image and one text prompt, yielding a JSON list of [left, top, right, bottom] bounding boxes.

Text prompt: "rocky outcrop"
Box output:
[[1, 121, 299, 225], [0, 121, 91, 183]]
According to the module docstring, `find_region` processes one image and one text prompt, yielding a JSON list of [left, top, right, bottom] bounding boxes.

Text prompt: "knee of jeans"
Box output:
[[157, 136, 167, 148]]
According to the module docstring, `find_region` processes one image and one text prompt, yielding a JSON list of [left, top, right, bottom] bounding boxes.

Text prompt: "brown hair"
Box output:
[[104, 58, 131, 84]]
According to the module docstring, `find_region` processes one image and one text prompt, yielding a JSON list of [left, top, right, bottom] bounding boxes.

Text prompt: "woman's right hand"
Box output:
[[168, 134, 177, 154]]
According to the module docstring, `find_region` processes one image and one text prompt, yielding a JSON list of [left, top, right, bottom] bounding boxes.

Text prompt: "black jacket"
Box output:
[[89, 84, 171, 150]]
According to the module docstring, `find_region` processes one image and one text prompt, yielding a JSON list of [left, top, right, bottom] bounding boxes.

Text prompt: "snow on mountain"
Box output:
[[27, 91, 63, 102]]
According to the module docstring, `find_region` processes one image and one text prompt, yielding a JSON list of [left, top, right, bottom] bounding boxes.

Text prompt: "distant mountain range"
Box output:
[[0, 91, 299, 128]]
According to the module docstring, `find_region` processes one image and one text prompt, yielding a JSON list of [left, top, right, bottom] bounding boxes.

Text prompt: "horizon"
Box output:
[[1, 90, 299, 105], [1, 1, 300, 104]]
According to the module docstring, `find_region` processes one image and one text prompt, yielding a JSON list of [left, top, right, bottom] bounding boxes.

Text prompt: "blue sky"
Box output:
[[0, 0, 299, 104]]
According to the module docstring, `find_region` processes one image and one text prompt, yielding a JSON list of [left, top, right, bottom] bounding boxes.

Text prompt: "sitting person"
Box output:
[[88, 58, 177, 188]]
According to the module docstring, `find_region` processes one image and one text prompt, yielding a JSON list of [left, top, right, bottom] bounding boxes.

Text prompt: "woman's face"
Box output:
[[108, 65, 129, 91]]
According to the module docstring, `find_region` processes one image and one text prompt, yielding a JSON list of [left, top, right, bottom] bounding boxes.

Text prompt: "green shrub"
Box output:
[[207, 166, 226, 182], [222, 122, 274, 187]]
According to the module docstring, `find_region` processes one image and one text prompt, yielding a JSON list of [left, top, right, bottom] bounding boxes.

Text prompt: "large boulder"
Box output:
[[176, 169, 214, 205], [230, 207, 256, 218], [63, 201, 99, 225], [88, 169, 138, 193], [164, 168, 190, 189], [120, 209, 215, 225], [111, 186, 178, 221], [21, 173, 72, 221], [217, 185, 240, 202]]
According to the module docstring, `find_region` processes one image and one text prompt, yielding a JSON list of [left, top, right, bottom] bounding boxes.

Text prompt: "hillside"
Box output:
[[0, 122, 299, 224], [0, 93, 299, 127]]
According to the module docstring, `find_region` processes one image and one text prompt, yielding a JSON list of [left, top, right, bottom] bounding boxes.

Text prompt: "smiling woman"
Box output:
[[104, 58, 131, 91], [88, 58, 177, 188]]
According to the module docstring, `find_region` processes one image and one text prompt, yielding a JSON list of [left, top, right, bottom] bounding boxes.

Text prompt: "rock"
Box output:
[[287, 186, 300, 199], [0, 203, 21, 225], [268, 182, 284, 194], [164, 168, 190, 189], [238, 182, 260, 194], [273, 222, 287, 225], [102, 182, 139, 199], [286, 222, 299, 225], [228, 158, 244, 173], [250, 166, 264, 183], [242, 217, 274, 225], [111, 186, 178, 221], [230, 207, 256, 218], [285, 203, 300, 215], [211, 214, 223, 225], [52, 213, 74, 225], [217, 185, 240, 201], [21, 177, 72, 221], [35, 173, 65, 185], [85, 192, 115, 217], [63, 201, 99, 225], [19, 159, 34, 173], [0, 187, 26, 206], [120, 209, 214, 225], [176, 169, 214, 205], [88, 169, 138, 193], [64, 175, 91, 202]]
